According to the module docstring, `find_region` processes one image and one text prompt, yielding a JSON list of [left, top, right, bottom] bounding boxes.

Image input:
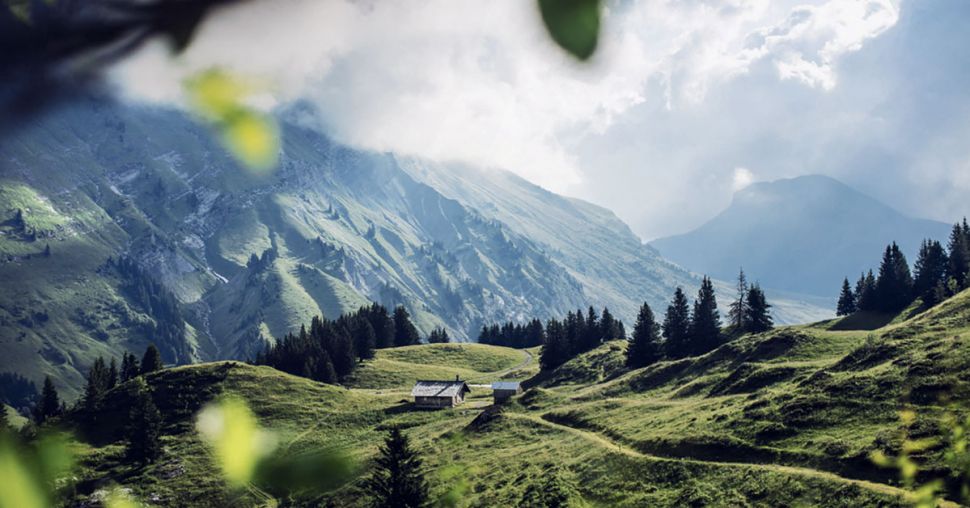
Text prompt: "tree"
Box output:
[[874, 242, 914, 313], [367, 304, 395, 349], [947, 220, 970, 293], [126, 378, 162, 464], [352, 317, 377, 361], [540, 319, 568, 370], [141, 344, 164, 375], [914, 239, 949, 306], [662, 287, 692, 359], [428, 327, 450, 344], [0, 405, 9, 431], [43, 243, 51, 257], [727, 267, 748, 331], [856, 271, 878, 312], [836, 278, 856, 316], [600, 308, 624, 342], [688, 277, 722, 355], [107, 358, 119, 390], [83, 357, 110, 413], [743, 284, 773, 333], [34, 376, 60, 425], [393, 306, 421, 347], [367, 428, 429, 508], [121, 352, 140, 382], [626, 303, 661, 368]]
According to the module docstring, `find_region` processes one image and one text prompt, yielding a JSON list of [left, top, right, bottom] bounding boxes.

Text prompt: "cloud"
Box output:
[[733, 167, 755, 191]]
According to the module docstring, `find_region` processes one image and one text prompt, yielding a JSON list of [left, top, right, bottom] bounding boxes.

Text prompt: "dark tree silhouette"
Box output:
[[743, 284, 772, 333], [140, 344, 164, 375], [855, 270, 877, 312], [121, 352, 141, 382], [688, 277, 722, 356], [83, 357, 110, 413], [728, 267, 748, 331], [367, 428, 429, 508], [626, 303, 661, 368], [126, 378, 162, 464], [947, 220, 970, 293], [662, 287, 692, 359], [34, 376, 60, 425], [914, 239, 949, 306], [874, 242, 914, 313], [393, 306, 421, 347], [428, 327, 450, 344], [836, 277, 856, 316]]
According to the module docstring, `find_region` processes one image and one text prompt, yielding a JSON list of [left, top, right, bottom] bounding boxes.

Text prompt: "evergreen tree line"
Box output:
[[836, 219, 970, 316], [110, 256, 191, 364], [626, 273, 773, 369], [539, 307, 626, 370], [478, 319, 546, 348], [254, 303, 422, 384]]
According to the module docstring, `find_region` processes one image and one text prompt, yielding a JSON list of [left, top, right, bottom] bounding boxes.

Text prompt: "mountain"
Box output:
[[0, 100, 830, 397], [649, 175, 952, 296]]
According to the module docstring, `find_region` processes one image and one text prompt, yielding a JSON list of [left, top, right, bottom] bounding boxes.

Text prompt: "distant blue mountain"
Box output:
[[649, 175, 952, 296]]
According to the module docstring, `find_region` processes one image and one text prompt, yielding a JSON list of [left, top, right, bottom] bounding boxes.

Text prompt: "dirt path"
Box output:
[[469, 348, 534, 385], [504, 412, 956, 507]]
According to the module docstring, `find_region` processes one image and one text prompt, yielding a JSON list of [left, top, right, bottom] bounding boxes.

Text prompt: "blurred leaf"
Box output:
[[105, 489, 142, 508], [538, 0, 601, 60], [185, 69, 280, 172], [196, 397, 277, 487], [0, 435, 46, 508], [255, 448, 355, 495]]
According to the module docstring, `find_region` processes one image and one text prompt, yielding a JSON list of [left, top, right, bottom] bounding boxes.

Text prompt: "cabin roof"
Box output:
[[491, 381, 521, 391], [411, 380, 471, 398]]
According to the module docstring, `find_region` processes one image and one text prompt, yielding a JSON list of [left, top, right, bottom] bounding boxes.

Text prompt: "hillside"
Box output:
[[649, 175, 952, 296], [50, 290, 970, 506]]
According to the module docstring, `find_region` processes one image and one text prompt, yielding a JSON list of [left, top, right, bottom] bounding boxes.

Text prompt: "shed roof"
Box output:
[[491, 381, 521, 391], [411, 380, 471, 398]]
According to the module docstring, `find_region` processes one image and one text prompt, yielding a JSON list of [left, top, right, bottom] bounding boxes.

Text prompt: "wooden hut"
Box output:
[[491, 381, 522, 403], [411, 377, 471, 408]]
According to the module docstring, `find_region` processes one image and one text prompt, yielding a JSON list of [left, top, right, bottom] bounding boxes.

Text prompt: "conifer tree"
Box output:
[[836, 277, 856, 316], [626, 303, 661, 368], [875, 242, 914, 313], [856, 271, 878, 312], [914, 239, 949, 306], [107, 358, 119, 390], [34, 376, 60, 425], [83, 357, 110, 413], [585, 306, 599, 349], [662, 287, 692, 359], [121, 352, 140, 382], [728, 267, 748, 331], [540, 320, 568, 370], [368, 304, 395, 349], [688, 277, 722, 355], [743, 284, 773, 333], [393, 306, 421, 347], [316, 351, 338, 384], [140, 344, 163, 375], [428, 327, 450, 344], [0, 405, 9, 431], [353, 318, 377, 361], [600, 308, 621, 342], [947, 220, 970, 293], [126, 378, 162, 464], [367, 428, 429, 508]]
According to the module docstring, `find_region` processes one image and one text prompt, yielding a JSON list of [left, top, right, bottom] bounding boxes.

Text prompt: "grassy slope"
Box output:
[[62, 293, 970, 506]]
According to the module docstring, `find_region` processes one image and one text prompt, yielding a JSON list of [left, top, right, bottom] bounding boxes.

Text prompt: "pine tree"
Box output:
[[875, 242, 914, 313], [662, 287, 692, 359], [836, 278, 856, 316], [727, 267, 748, 331], [34, 376, 60, 425], [393, 306, 421, 347], [367, 428, 429, 508], [914, 239, 949, 306], [688, 276, 722, 356], [540, 319, 568, 370], [600, 308, 622, 342], [743, 284, 773, 333], [947, 220, 970, 293], [0, 405, 9, 431], [353, 318, 377, 361], [126, 378, 162, 464], [428, 327, 450, 344], [83, 357, 110, 413], [856, 271, 878, 312], [107, 358, 119, 390], [368, 304, 395, 349], [626, 303, 661, 368], [140, 344, 163, 375], [121, 352, 141, 382], [316, 351, 338, 384]]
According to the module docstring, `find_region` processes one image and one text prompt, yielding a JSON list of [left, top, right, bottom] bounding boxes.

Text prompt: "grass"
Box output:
[[52, 290, 970, 507]]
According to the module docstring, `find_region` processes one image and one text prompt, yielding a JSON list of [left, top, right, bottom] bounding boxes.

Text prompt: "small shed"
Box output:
[[411, 377, 471, 408], [491, 381, 522, 403]]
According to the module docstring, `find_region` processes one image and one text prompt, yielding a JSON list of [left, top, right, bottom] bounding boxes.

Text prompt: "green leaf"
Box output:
[[538, 0, 602, 60], [185, 69, 280, 172], [196, 397, 277, 487]]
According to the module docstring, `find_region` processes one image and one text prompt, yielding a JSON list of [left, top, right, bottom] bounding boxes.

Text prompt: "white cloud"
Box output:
[[733, 167, 756, 191]]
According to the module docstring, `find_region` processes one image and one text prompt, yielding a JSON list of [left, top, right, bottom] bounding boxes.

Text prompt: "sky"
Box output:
[[112, 0, 970, 241]]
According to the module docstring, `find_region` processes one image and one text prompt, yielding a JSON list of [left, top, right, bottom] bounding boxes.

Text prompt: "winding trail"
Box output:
[[469, 348, 534, 386], [504, 412, 957, 507]]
